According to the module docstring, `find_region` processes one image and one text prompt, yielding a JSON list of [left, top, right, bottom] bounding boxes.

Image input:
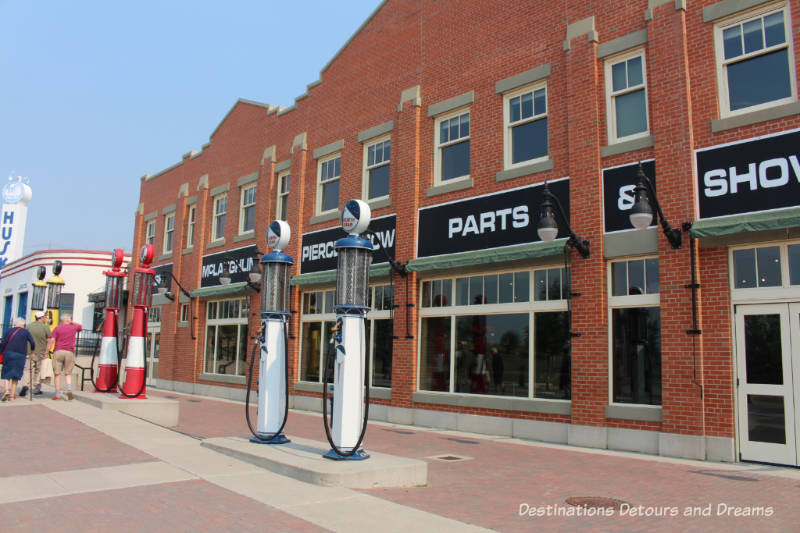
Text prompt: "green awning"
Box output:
[[191, 281, 256, 299], [406, 240, 566, 273], [291, 263, 392, 287], [690, 207, 800, 238]]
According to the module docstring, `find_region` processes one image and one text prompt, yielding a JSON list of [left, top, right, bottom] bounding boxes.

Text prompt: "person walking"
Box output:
[[21, 311, 51, 396], [1, 318, 36, 402], [46, 314, 82, 401]]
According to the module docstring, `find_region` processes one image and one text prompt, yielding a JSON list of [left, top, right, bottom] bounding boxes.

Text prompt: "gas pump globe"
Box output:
[[31, 266, 47, 312], [46, 261, 65, 327], [246, 220, 293, 444], [322, 199, 374, 460]]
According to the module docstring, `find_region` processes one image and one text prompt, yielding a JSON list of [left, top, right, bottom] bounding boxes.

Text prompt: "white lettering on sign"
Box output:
[[447, 206, 529, 239], [617, 184, 636, 210], [703, 155, 800, 197], [301, 241, 338, 262], [201, 256, 254, 280]]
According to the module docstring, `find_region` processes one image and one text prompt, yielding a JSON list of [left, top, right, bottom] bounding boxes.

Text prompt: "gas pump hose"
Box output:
[[321, 330, 371, 457], [245, 322, 290, 442]]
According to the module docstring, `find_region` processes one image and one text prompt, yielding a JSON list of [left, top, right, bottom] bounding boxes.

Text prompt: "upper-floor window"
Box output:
[[317, 155, 340, 215], [239, 184, 256, 234], [212, 194, 227, 241], [163, 213, 175, 253], [731, 242, 800, 294], [276, 171, 290, 221], [363, 137, 390, 200], [185, 205, 196, 248], [503, 84, 548, 168], [145, 221, 155, 246], [715, 4, 796, 116], [435, 109, 470, 184], [605, 50, 649, 143]]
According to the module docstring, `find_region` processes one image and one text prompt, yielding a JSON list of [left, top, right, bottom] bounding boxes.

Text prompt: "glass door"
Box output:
[[735, 304, 798, 465], [146, 328, 160, 386]]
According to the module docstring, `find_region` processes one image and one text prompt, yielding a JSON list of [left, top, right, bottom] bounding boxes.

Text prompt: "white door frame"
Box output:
[[146, 326, 160, 386]]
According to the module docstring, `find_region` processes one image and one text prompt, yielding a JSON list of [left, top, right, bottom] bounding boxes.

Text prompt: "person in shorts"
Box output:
[[46, 314, 82, 400]]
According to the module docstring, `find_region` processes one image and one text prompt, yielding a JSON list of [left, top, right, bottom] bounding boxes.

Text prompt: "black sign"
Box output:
[[696, 128, 800, 220], [152, 263, 173, 293], [602, 160, 656, 233], [300, 215, 396, 274], [417, 179, 569, 258], [201, 245, 259, 287]]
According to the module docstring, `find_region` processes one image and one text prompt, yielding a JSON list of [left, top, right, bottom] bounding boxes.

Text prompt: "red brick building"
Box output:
[[131, 0, 800, 465]]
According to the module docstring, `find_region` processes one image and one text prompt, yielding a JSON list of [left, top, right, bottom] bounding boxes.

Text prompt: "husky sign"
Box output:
[[0, 177, 33, 272]]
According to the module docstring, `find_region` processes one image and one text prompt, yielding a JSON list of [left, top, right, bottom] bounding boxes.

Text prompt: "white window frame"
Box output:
[[417, 267, 569, 399], [238, 184, 257, 235], [714, 2, 797, 118], [604, 49, 650, 144], [276, 170, 290, 221], [212, 194, 227, 241], [203, 298, 249, 377], [433, 107, 471, 186], [362, 136, 391, 201], [607, 256, 661, 407], [729, 240, 800, 302], [185, 205, 196, 248], [316, 154, 341, 216], [145, 221, 155, 246], [502, 82, 549, 169], [180, 303, 189, 323], [162, 213, 175, 254]]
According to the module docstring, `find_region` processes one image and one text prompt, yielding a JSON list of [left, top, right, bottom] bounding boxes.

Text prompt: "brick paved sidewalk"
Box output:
[[152, 389, 800, 533]]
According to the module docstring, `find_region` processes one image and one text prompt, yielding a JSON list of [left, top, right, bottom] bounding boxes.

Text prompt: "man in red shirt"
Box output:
[[46, 314, 82, 400]]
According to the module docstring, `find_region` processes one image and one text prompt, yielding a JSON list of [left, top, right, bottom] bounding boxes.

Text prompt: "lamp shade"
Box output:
[[630, 185, 654, 230], [536, 203, 559, 243], [219, 262, 232, 285]]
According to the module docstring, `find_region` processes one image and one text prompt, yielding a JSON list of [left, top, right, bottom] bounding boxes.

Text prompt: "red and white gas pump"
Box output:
[[95, 248, 125, 392], [120, 244, 155, 399]]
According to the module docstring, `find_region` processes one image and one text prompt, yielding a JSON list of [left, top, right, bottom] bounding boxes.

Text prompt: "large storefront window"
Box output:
[[299, 285, 393, 387], [609, 257, 661, 405], [419, 267, 570, 399], [203, 298, 249, 376], [732, 242, 800, 291]]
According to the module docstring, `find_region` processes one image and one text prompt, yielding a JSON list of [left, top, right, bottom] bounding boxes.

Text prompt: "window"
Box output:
[[148, 305, 162, 324], [180, 303, 189, 323], [731, 241, 800, 292], [185, 205, 196, 248], [212, 194, 227, 241], [163, 213, 175, 253], [16, 292, 27, 319], [715, 4, 795, 115], [145, 221, 155, 246], [276, 171, 290, 221], [503, 84, 548, 167], [317, 155, 340, 214], [239, 185, 256, 234], [419, 267, 570, 399], [605, 50, 649, 143], [204, 298, 250, 376], [299, 286, 394, 387], [609, 257, 661, 406], [363, 137, 390, 200], [435, 110, 470, 183]]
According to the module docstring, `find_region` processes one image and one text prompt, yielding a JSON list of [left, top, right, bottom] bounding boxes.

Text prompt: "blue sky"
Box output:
[[0, 0, 381, 255]]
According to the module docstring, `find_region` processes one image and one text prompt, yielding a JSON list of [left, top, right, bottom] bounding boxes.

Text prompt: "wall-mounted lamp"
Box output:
[[219, 256, 261, 292], [536, 183, 590, 259], [155, 271, 193, 302], [630, 163, 682, 249]]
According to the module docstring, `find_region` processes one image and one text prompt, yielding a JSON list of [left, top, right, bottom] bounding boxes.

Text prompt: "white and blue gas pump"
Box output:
[[245, 220, 293, 444], [322, 200, 374, 460]]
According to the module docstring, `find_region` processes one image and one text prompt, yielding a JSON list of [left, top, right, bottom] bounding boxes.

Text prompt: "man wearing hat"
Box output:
[[22, 311, 51, 396]]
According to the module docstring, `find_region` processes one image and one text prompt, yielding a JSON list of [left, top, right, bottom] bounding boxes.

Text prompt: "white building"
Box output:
[[0, 249, 131, 331]]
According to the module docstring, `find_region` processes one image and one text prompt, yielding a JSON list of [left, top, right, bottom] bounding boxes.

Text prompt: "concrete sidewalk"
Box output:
[[1, 388, 799, 532]]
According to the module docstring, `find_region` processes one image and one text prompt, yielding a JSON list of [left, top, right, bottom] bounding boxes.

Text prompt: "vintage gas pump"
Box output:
[[30, 266, 47, 321], [95, 249, 125, 392], [245, 220, 293, 444], [322, 200, 373, 460], [120, 244, 154, 399], [45, 261, 64, 330]]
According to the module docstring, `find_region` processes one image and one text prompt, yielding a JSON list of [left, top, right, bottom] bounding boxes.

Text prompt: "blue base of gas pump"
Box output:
[[323, 448, 370, 461], [250, 433, 291, 445]]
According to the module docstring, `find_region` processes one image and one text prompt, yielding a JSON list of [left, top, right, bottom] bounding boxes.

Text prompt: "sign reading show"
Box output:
[[696, 128, 800, 220], [201, 245, 258, 287], [300, 214, 396, 274], [417, 178, 569, 258], [602, 160, 656, 233]]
